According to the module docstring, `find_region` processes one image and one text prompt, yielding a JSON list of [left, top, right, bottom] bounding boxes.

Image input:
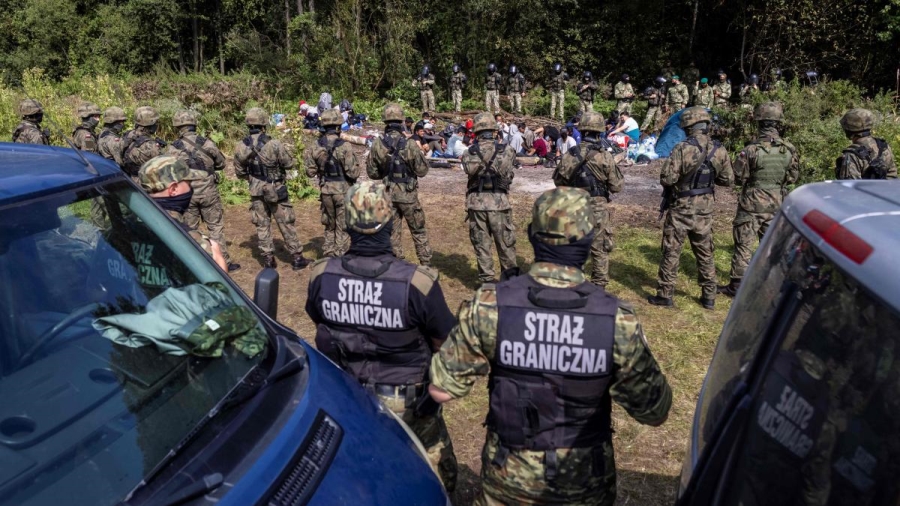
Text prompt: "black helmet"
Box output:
[[583, 70, 592, 80], [340, 99, 352, 112], [553, 62, 562, 73], [655, 76, 666, 86], [717, 68, 727, 77], [452, 63, 460, 73], [643, 86, 654, 96], [773, 68, 783, 77], [421, 65, 430, 76], [748, 74, 759, 85], [487, 63, 497, 73], [622, 73, 630, 82], [509, 64, 517, 74]]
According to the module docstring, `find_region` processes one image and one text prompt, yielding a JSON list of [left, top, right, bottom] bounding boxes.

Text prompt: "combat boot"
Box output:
[[292, 253, 310, 270], [227, 262, 242, 272], [700, 297, 715, 310], [717, 278, 740, 298], [647, 295, 674, 307], [262, 254, 277, 269]]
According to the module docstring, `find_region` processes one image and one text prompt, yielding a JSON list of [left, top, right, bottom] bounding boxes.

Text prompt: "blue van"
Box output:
[[0, 144, 449, 506], [678, 180, 900, 505]]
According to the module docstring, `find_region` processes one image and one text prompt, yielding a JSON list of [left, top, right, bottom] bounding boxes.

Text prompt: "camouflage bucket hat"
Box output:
[[530, 187, 594, 245], [383, 103, 405, 122], [320, 109, 343, 127], [840, 108, 875, 133], [18, 99, 43, 116], [754, 102, 784, 122], [245, 107, 268, 126], [345, 182, 393, 234], [579, 111, 606, 133], [76, 102, 102, 119], [680, 106, 711, 129], [173, 110, 198, 127], [103, 106, 126, 123], [472, 112, 498, 134], [139, 155, 207, 193], [134, 106, 160, 127]]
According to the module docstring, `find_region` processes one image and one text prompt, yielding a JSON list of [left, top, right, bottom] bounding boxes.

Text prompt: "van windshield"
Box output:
[[0, 181, 268, 506]]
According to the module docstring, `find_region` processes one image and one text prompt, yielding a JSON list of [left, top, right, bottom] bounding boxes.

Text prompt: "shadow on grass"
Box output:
[[432, 251, 483, 290], [303, 236, 325, 259], [451, 464, 482, 506], [238, 237, 301, 266], [616, 468, 680, 506]]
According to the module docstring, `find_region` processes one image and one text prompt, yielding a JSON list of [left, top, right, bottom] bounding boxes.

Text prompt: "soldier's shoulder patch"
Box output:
[[309, 257, 330, 280], [411, 265, 439, 295]]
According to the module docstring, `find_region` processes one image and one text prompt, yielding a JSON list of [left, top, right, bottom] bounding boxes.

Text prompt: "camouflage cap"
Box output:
[[76, 102, 102, 119], [320, 108, 343, 127], [754, 102, 784, 122], [383, 103, 405, 122], [18, 99, 43, 116], [530, 187, 594, 245], [580, 111, 605, 133], [472, 112, 498, 134], [840, 108, 875, 133], [134, 106, 160, 127], [245, 107, 268, 126], [680, 106, 711, 129], [103, 106, 126, 123], [172, 109, 198, 127], [139, 155, 207, 193], [345, 181, 393, 234]]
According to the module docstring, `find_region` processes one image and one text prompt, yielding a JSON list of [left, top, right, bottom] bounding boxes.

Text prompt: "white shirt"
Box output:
[[622, 117, 640, 132], [556, 136, 577, 155]]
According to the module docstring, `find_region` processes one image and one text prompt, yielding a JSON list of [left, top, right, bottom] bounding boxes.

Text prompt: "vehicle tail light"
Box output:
[[802, 210, 874, 264]]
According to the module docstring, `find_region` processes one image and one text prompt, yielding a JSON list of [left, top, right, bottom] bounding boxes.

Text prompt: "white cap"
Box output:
[[299, 103, 310, 112], [423, 122, 434, 130]]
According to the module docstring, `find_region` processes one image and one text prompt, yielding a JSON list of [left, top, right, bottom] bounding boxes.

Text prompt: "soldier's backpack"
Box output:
[[381, 135, 412, 183], [680, 137, 720, 197], [317, 136, 347, 182], [122, 132, 166, 176], [842, 138, 890, 180]]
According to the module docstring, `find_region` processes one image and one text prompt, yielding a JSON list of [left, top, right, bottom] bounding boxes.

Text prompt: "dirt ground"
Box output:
[[220, 151, 739, 505]]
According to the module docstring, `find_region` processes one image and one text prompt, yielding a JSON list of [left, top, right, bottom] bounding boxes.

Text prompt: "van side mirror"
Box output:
[[253, 268, 279, 320]]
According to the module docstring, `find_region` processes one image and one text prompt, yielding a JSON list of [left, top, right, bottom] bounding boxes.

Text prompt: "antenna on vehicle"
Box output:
[[20, 91, 99, 176]]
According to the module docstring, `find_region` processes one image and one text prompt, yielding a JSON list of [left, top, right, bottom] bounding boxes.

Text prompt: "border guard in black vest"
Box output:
[[306, 181, 458, 491], [429, 187, 672, 506]]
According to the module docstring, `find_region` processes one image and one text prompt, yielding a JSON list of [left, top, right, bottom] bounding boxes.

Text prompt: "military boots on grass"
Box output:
[[717, 279, 740, 298]]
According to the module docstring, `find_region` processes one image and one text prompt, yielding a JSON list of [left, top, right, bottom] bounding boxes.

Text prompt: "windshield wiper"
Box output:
[[146, 473, 223, 506]]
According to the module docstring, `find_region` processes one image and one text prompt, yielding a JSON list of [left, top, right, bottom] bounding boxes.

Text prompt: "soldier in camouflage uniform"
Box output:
[[614, 74, 635, 114], [507, 65, 526, 114], [12, 99, 50, 145], [712, 70, 732, 108], [138, 155, 227, 271], [577, 71, 599, 113], [461, 112, 518, 283], [649, 107, 734, 309], [72, 102, 101, 153], [305, 181, 458, 491], [666, 75, 689, 113], [641, 77, 667, 133], [305, 108, 360, 257], [693, 78, 714, 109], [367, 103, 433, 266], [233, 107, 309, 270], [449, 64, 467, 113], [429, 187, 672, 506], [548, 63, 569, 122], [98, 107, 127, 166], [719, 102, 799, 297], [553, 111, 624, 287], [122, 106, 166, 182], [167, 110, 239, 272], [835, 108, 898, 180], [485, 63, 503, 114], [415, 65, 436, 113], [739, 74, 761, 108], [683, 61, 701, 104]]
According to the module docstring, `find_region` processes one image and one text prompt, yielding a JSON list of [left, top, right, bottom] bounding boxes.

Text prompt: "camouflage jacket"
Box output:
[[485, 72, 503, 91], [614, 82, 635, 101], [683, 66, 701, 88], [122, 127, 165, 175], [367, 129, 429, 204], [72, 124, 98, 153], [415, 73, 436, 91], [449, 72, 467, 90], [693, 85, 714, 109], [739, 84, 761, 104], [553, 141, 624, 208], [548, 72, 569, 92], [577, 80, 598, 101], [735, 132, 799, 214], [98, 128, 125, 166], [461, 138, 516, 211], [507, 73, 526, 93], [304, 133, 360, 195], [167, 131, 226, 194], [234, 131, 295, 198], [666, 84, 690, 107], [646, 86, 665, 107], [12, 120, 49, 145], [166, 208, 213, 255], [661, 132, 734, 214], [712, 81, 732, 105], [836, 136, 899, 180], [430, 262, 673, 424]]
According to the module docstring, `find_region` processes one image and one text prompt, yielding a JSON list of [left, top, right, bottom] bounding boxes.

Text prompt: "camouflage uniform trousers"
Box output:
[[185, 185, 232, 262], [250, 197, 303, 256], [320, 193, 349, 257], [477, 432, 616, 506], [391, 200, 433, 265], [579, 99, 594, 114], [642, 106, 662, 132], [486, 90, 501, 114], [550, 90, 566, 121], [421, 90, 436, 112], [379, 393, 458, 493], [509, 92, 523, 114], [656, 208, 717, 300], [468, 209, 517, 282], [587, 200, 613, 287], [616, 101, 633, 115], [452, 89, 463, 112], [729, 208, 774, 281]]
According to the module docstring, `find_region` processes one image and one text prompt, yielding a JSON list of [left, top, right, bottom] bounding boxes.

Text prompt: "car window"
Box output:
[[724, 233, 900, 506], [0, 181, 268, 506]]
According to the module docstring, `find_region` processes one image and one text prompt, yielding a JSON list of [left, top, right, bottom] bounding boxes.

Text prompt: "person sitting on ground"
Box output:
[[566, 120, 582, 145], [556, 125, 578, 157], [495, 113, 509, 141], [520, 122, 536, 154], [411, 122, 429, 153], [452, 126, 470, 158], [607, 110, 641, 143], [299, 103, 321, 131], [507, 123, 525, 154], [403, 116, 414, 136]]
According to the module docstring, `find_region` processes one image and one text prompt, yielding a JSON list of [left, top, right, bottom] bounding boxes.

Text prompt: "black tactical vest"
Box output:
[[381, 135, 413, 183], [843, 138, 890, 180], [569, 144, 610, 200], [172, 135, 213, 175], [467, 142, 509, 194], [313, 255, 431, 387], [122, 134, 153, 176], [317, 135, 347, 181], [678, 136, 719, 198], [242, 133, 277, 181], [488, 274, 617, 452]]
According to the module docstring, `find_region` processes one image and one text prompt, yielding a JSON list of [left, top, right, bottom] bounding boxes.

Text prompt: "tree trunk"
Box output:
[[689, 0, 699, 55], [192, 0, 200, 72], [218, 28, 225, 74], [309, 0, 314, 13], [297, 0, 303, 14], [284, 0, 292, 57]]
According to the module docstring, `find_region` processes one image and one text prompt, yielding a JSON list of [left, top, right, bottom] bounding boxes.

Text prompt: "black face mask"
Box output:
[[155, 188, 194, 215], [147, 123, 159, 135], [529, 224, 594, 269], [109, 122, 125, 134], [85, 117, 100, 129], [348, 222, 394, 257], [30, 113, 43, 125]]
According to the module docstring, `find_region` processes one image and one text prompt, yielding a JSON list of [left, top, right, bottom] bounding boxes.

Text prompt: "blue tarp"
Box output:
[[654, 108, 686, 158]]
